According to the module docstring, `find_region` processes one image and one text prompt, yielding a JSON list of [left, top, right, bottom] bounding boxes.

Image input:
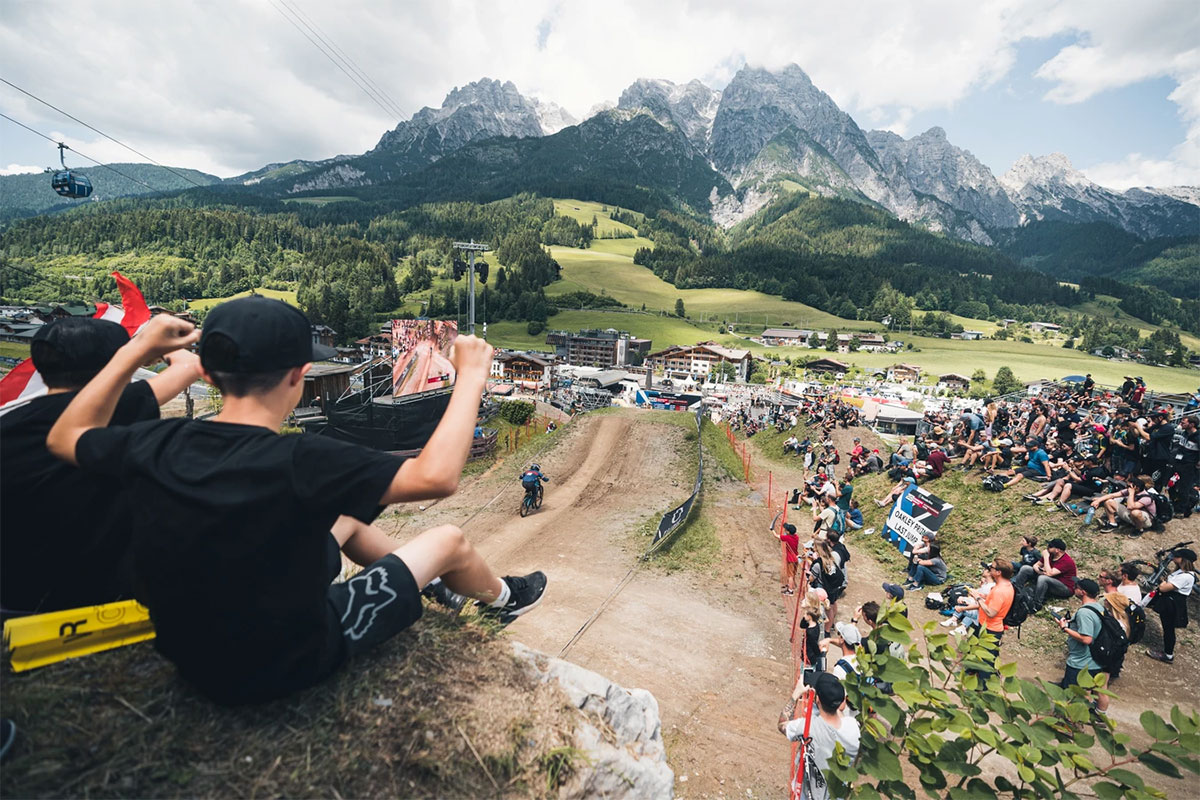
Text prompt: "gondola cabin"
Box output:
[[51, 169, 92, 198]]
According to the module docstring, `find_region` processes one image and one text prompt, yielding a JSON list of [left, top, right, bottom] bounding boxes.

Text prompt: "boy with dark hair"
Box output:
[[48, 298, 545, 705], [2, 317, 200, 615]]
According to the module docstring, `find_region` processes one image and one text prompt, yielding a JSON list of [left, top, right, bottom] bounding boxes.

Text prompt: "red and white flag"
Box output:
[[0, 271, 152, 414]]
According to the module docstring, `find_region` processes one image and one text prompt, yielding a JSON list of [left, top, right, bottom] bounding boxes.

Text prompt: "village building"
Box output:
[[545, 328, 651, 367], [1029, 322, 1062, 334], [645, 342, 752, 381], [803, 357, 850, 376], [300, 362, 356, 408], [493, 352, 554, 388], [938, 373, 972, 392], [887, 363, 922, 383], [355, 333, 392, 360]]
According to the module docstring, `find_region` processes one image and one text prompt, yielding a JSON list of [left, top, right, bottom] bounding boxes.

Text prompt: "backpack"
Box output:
[[942, 583, 971, 608], [1004, 584, 1037, 630], [1081, 606, 1129, 673], [1148, 490, 1173, 527], [982, 474, 1006, 492], [1127, 602, 1147, 644], [831, 507, 847, 535]]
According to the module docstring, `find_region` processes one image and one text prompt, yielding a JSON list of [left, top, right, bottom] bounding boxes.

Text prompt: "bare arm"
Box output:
[[147, 349, 202, 405], [47, 316, 200, 465], [380, 336, 492, 504]]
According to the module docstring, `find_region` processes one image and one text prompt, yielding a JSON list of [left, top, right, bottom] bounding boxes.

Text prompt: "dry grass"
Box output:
[[1, 609, 581, 799]]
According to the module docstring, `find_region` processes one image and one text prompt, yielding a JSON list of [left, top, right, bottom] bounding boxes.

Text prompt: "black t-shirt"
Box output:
[[75, 419, 405, 705], [1, 381, 159, 615]]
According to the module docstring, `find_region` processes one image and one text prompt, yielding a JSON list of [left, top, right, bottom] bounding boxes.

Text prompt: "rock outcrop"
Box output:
[[512, 642, 674, 799]]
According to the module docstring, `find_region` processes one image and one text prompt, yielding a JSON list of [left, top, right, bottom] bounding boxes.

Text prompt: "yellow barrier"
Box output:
[[3, 600, 155, 672]]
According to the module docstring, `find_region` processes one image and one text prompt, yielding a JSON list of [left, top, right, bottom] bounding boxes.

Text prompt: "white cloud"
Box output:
[[1, 163, 42, 176], [0, 0, 1195, 185]]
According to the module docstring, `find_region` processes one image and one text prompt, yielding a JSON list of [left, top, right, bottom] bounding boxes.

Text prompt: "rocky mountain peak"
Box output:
[[1001, 152, 1090, 192], [616, 77, 721, 149]]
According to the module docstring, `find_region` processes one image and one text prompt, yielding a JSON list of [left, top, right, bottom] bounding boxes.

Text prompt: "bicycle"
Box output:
[[519, 483, 545, 517]]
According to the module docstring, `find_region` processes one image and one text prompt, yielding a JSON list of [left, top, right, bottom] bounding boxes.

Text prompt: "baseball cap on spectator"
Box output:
[[31, 317, 129, 389], [903, 476, 916, 484], [1173, 548, 1197, 562], [834, 621, 862, 646], [882, 582, 905, 600], [1077, 578, 1101, 597], [813, 672, 846, 713], [200, 295, 337, 373]]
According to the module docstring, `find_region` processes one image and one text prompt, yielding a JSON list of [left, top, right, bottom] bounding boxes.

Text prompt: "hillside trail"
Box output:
[[746, 418, 1196, 796], [380, 411, 794, 799]]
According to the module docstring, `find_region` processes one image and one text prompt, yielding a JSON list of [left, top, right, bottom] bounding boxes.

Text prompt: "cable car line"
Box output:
[[268, 0, 404, 123], [0, 77, 209, 189], [279, 0, 407, 120], [0, 112, 161, 194]]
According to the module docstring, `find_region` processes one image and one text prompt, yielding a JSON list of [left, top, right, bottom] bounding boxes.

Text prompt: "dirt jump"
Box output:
[[381, 410, 792, 797]]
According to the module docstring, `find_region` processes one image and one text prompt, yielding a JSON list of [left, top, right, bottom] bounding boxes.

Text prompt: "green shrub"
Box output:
[[497, 400, 535, 426]]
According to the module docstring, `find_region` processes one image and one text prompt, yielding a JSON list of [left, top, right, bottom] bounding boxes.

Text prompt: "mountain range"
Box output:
[[2, 65, 1196, 244]]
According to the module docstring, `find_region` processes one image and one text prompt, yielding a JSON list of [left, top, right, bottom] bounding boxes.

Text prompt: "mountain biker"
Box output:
[[520, 463, 549, 500]]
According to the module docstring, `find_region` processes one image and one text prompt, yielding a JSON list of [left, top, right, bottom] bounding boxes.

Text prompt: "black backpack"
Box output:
[[1149, 490, 1174, 527], [1004, 584, 1037, 630], [1081, 606, 1129, 672], [982, 474, 1006, 492], [1127, 602, 1147, 644]]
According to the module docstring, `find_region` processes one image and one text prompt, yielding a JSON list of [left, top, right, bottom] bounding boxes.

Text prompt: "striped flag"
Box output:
[[0, 272, 152, 414]]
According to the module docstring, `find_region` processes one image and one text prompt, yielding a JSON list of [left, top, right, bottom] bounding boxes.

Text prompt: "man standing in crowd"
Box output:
[[1055, 578, 1109, 712], [779, 672, 861, 783], [48, 299, 547, 705], [1145, 410, 1176, 491], [2, 318, 201, 616], [1012, 538, 1077, 610], [1168, 415, 1199, 514]]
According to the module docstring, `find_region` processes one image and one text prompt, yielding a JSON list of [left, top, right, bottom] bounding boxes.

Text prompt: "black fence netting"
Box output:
[[304, 389, 454, 452]]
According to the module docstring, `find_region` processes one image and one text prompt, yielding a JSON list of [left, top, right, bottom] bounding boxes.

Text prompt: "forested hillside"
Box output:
[[634, 192, 1079, 321], [0, 164, 221, 224]]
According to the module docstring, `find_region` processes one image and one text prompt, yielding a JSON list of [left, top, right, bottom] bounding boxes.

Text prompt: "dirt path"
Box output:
[[381, 412, 793, 798]]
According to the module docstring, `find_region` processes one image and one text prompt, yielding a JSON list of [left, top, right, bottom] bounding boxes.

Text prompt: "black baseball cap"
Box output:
[[813, 672, 846, 713], [1077, 578, 1100, 597], [200, 296, 336, 373], [882, 582, 905, 600], [31, 317, 129, 386]]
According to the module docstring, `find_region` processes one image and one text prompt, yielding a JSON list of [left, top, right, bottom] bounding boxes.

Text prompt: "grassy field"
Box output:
[[487, 310, 719, 351], [0, 342, 31, 360], [552, 198, 642, 238], [1075, 296, 1200, 352], [806, 333, 1198, 392], [544, 243, 879, 330], [188, 287, 299, 311]]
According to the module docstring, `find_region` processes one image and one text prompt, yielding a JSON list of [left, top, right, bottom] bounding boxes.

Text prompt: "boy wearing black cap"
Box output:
[[1, 317, 200, 615], [49, 298, 545, 705], [1055, 578, 1106, 702], [779, 672, 860, 776]]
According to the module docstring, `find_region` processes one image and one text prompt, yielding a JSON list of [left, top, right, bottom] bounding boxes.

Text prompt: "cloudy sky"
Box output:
[[2, 0, 1197, 189]]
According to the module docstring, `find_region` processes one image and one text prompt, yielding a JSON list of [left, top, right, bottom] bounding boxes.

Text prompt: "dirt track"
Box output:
[[382, 411, 793, 798]]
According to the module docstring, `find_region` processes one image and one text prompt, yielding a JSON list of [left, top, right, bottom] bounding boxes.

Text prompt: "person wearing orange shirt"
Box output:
[[960, 560, 1014, 679]]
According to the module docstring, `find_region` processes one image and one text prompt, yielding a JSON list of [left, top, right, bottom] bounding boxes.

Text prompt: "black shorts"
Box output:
[[1019, 468, 1045, 480], [1069, 482, 1100, 497], [327, 554, 423, 657]]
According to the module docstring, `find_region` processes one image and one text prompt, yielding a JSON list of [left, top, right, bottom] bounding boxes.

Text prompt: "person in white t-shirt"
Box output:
[[1146, 548, 1196, 664], [1099, 564, 1142, 605], [779, 672, 861, 800]]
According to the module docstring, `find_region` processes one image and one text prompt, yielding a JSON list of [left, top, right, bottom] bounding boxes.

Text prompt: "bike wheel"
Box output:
[[520, 497, 530, 517], [535, 489, 543, 509]]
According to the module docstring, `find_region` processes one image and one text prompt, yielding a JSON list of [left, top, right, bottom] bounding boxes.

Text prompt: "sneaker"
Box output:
[[1102, 521, 1119, 530], [1145, 649, 1175, 664], [1035, 498, 1054, 505], [1022, 493, 1038, 500], [480, 572, 548, 625], [422, 578, 467, 613], [940, 618, 956, 627], [1046, 504, 1061, 512], [1049, 606, 1066, 616], [874, 499, 888, 508], [951, 626, 969, 636]]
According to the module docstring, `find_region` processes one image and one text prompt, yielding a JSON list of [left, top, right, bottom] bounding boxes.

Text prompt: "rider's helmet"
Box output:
[[530, 463, 541, 471]]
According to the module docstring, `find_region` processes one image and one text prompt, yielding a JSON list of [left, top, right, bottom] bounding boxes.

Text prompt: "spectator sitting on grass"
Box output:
[[997, 437, 1051, 490], [846, 499, 863, 530], [980, 436, 1015, 472], [1091, 477, 1156, 532], [46, 302, 548, 706], [873, 476, 916, 508], [1011, 537, 1076, 611], [905, 543, 948, 590], [864, 449, 884, 473], [1010, 535, 1041, 575], [941, 563, 994, 635]]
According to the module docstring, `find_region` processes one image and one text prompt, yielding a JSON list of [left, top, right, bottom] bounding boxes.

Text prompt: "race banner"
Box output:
[[648, 404, 705, 553], [880, 484, 954, 554]]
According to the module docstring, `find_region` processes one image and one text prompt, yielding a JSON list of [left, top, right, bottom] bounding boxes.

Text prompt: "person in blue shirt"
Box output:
[[520, 463, 549, 500], [1000, 438, 1051, 490], [846, 499, 864, 530], [837, 478, 853, 511]]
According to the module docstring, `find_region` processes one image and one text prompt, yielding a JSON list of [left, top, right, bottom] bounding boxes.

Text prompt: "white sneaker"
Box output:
[[939, 618, 956, 627], [951, 626, 968, 636], [1049, 606, 1066, 616]]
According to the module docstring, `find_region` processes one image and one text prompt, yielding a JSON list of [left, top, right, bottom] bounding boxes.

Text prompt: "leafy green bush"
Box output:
[[497, 400, 535, 426], [818, 603, 1199, 800], [526, 320, 546, 335]]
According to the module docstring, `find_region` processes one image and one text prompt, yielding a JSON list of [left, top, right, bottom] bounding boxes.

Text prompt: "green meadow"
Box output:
[[188, 287, 299, 311]]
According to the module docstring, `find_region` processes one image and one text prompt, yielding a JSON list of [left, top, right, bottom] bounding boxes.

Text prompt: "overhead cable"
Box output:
[[0, 77, 209, 188]]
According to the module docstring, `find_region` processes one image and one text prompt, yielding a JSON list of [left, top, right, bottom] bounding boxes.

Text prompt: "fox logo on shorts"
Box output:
[[340, 566, 399, 641]]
